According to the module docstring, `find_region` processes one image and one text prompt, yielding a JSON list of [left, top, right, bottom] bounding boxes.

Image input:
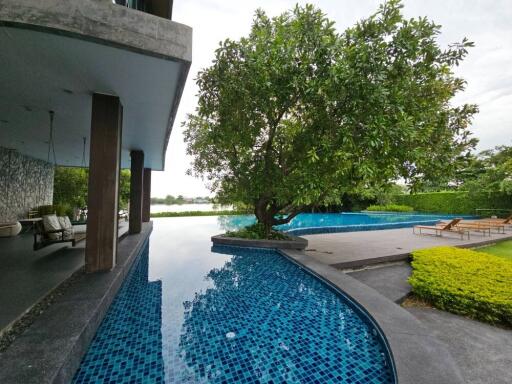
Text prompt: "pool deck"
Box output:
[[304, 227, 512, 269]]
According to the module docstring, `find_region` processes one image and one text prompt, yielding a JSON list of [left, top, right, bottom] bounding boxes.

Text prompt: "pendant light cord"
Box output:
[[47, 110, 57, 165], [81, 136, 87, 168]]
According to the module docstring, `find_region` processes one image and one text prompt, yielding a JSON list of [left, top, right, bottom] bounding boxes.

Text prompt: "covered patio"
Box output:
[[0, 223, 128, 333]]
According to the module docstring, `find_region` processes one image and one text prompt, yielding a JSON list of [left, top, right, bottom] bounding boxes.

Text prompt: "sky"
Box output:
[[151, 0, 512, 198]]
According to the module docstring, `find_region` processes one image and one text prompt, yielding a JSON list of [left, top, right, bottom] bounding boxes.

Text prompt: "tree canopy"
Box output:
[[456, 146, 512, 194], [184, 0, 478, 233]]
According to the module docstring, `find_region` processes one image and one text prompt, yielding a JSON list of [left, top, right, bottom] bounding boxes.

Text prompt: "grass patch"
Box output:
[[409, 246, 512, 326], [366, 204, 414, 212], [477, 240, 512, 261], [151, 210, 246, 218], [224, 223, 290, 240]]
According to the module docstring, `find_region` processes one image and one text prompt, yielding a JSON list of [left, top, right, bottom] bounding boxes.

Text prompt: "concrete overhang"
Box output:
[[0, 0, 192, 170]]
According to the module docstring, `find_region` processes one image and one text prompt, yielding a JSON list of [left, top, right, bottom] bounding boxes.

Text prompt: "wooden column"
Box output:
[[129, 150, 144, 234], [85, 94, 122, 273], [142, 168, 151, 222]]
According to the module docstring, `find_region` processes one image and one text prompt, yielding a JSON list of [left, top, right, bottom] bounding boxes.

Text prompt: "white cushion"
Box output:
[[43, 214, 62, 240], [58, 216, 74, 240]]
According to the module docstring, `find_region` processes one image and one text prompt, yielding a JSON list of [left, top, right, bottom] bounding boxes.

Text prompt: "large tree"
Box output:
[[184, 0, 478, 234]]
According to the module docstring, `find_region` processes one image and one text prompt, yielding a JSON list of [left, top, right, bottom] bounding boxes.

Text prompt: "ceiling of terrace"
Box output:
[[0, 26, 187, 170]]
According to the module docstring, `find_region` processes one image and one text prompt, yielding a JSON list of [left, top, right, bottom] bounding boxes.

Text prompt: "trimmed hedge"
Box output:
[[409, 246, 512, 326], [366, 204, 413, 212], [393, 191, 512, 215]]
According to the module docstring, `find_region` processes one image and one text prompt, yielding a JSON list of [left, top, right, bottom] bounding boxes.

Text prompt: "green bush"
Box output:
[[366, 204, 414, 212], [37, 204, 72, 218], [393, 191, 512, 215], [225, 223, 290, 240], [409, 246, 512, 326]]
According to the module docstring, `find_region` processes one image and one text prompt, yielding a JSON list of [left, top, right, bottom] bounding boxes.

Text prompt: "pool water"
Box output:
[[220, 212, 473, 235], [73, 217, 395, 383]]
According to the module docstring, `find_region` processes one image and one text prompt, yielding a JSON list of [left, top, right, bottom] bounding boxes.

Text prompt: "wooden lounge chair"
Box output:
[[477, 214, 512, 226], [438, 220, 494, 236], [413, 218, 470, 240], [459, 220, 506, 234]]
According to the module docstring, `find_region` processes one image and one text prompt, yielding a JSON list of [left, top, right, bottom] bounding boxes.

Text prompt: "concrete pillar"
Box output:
[[85, 94, 122, 273], [129, 150, 144, 234], [142, 168, 151, 222]]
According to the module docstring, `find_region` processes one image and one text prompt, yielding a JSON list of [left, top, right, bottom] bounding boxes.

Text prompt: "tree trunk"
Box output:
[[254, 198, 304, 237], [254, 198, 278, 237]]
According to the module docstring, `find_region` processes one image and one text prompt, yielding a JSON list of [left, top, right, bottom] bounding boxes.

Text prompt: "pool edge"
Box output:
[[279, 248, 465, 384], [0, 222, 153, 384]]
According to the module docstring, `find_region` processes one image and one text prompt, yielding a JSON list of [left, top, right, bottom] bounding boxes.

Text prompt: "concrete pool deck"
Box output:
[[304, 227, 512, 269]]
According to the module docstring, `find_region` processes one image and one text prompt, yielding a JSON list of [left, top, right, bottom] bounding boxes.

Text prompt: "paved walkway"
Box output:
[[406, 307, 512, 384], [304, 227, 512, 269], [348, 262, 412, 302]]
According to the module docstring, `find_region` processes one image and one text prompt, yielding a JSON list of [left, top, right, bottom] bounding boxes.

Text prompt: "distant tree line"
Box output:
[[414, 145, 512, 195], [150, 195, 212, 205]]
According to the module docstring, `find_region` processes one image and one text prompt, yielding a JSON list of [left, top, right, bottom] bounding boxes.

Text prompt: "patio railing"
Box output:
[[113, 0, 173, 20]]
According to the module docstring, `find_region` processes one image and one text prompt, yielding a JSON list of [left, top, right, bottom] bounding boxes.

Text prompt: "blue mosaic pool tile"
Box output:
[[73, 243, 394, 384], [73, 245, 165, 383], [285, 220, 440, 236]]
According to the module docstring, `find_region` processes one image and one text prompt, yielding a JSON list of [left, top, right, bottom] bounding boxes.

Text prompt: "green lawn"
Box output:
[[478, 240, 512, 261]]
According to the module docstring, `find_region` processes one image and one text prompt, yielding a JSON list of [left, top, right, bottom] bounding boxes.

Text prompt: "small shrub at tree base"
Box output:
[[366, 204, 413, 212], [225, 223, 290, 240], [409, 246, 512, 326]]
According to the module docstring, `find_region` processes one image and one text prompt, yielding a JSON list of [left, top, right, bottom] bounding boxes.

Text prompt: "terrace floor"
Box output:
[[304, 227, 512, 269], [0, 222, 128, 333]]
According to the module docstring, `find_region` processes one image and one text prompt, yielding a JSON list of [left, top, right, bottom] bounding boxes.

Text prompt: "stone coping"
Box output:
[[211, 234, 308, 250], [279, 249, 465, 384], [0, 222, 153, 384]]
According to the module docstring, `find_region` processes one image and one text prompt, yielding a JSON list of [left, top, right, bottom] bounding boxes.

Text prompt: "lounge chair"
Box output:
[[477, 214, 512, 226], [459, 220, 506, 234], [438, 220, 494, 236], [413, 218, 470, 240]]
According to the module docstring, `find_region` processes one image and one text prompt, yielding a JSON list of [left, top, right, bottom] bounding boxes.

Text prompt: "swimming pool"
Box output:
[[219, 212, 474, 235], [73, 217, 395, 383]]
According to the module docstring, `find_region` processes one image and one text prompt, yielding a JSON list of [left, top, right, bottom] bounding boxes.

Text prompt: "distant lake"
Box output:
[[150, 203, 233, 213]]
